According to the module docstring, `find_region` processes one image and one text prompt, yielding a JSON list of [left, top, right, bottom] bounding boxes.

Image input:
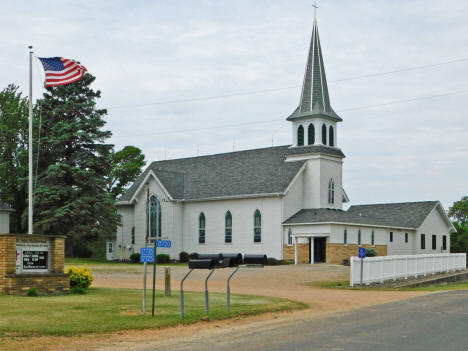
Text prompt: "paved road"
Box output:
[[126, 290, 468, 351]]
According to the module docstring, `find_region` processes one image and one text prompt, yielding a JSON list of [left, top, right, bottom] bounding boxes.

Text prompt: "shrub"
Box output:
[[70, 286, 87, 295], [156, 254, 170, 263], [365, 248, 377, 257], [26, 288, 39, 297], [73, 245, 93, 258], [267, 258, 280, 265], [65, 264, 94, 289], [130, 252, 141, 263], [179, 251, 189, 262], [189, 252, 199, 260]]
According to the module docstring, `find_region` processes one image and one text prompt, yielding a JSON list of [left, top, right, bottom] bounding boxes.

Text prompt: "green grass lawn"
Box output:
[[309, 280, 468, 291], [0, 288, 305, 338], [65, 257, 187, 267]]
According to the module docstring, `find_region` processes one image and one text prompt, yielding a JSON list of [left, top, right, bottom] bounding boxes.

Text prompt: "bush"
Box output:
[[130, 252, 141, 263], [26, 288, 39, 297], [179, 251, 189, 262], [365, 248, 377, 257], [189, 252, 199, 260], [70, 286, 87, 295], [65, 264, 94, 289], [73, 245, 93, 258], [267, 258, 281, 265], [156, 254, 170, 263]]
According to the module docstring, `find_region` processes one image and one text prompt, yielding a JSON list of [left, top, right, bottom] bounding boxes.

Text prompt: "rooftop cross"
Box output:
[[312, 1, 318, 20]]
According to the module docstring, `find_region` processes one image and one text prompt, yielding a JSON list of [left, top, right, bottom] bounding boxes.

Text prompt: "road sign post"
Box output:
[[358, 247, 366, 287], [141, 247, 155, 314], [138, 240, 171, 318], [151, 239, 157, 317]]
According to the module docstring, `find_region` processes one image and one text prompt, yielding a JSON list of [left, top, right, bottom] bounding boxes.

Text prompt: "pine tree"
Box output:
[[34, 74, 118, 256]]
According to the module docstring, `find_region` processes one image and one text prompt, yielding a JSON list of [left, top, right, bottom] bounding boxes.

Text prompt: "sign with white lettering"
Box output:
[[16, 241, 51, 274]]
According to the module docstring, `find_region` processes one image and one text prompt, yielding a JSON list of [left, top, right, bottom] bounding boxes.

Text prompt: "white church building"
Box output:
[[107, 18, 455, 264]]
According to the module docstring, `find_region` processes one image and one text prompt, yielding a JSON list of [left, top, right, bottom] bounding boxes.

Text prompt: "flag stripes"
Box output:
[[38, 57, 87, 87]]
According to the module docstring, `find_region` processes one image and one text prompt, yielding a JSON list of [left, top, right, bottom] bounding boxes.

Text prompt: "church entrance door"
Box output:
[[313, 237, 327, 263]]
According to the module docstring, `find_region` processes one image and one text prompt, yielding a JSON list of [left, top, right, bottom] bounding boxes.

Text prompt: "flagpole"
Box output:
[[28, 45, 33, 235]]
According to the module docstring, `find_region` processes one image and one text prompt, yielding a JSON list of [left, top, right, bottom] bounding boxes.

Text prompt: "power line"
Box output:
[[0, 87, 466, 145], [2, 56, 467, 119], [106, 57, 468, 110]]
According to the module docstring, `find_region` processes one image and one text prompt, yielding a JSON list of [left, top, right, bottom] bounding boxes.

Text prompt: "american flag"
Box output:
[[38, 57, 87, 87]]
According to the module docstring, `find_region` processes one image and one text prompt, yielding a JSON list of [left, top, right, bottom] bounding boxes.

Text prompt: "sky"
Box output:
[[1, 0, 467, 210]]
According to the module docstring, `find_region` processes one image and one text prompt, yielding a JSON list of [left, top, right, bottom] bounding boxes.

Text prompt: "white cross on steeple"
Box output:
[[312, 1, 318, 20]]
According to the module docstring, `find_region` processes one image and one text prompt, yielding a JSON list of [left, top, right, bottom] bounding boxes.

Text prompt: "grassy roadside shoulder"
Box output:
[[0, 287, 306, 340], [308, 280, 468, 291], [65, 257, 188, 267]]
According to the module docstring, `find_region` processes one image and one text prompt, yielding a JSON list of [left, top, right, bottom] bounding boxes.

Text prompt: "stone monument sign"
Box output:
[[0, 234, 69, 295]]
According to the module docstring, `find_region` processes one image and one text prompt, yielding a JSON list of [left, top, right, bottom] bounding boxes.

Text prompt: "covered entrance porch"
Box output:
[[292, 234, 328, 264]]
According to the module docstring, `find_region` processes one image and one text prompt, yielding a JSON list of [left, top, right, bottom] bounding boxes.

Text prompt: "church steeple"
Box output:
[[287, 18, 341, 122]]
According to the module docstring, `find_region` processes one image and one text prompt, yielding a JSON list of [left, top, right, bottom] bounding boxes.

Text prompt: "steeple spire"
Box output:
[[287, 13, 341, 122]]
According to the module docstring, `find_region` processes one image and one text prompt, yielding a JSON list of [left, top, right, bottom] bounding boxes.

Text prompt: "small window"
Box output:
[[329, 126, 334, 147], [225, 211, 232, 243], [371, 230, 375, 246], [432, 235, 436, 250], [297, 125, 304, 146], [389, 232, 393, 242], [108, 242, 113, 253], [344, 228, 347, 245], [421, 234, 426, 250], [322, 124, 327, 145], [405, 233, 408, 244], [328, 179, 335, 205], [254, 210, 261, 243], [199, 212, 206, 244], [131, 227, 135, 245], [308, 124, 315, 145], [288, 229, 293, 246], [358, 229, 361, 245], [443, 235, 447, 250]]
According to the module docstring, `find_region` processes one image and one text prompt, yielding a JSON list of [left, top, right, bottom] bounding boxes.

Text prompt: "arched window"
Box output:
[[329, 126, 334, 147], [199, 213, 206, 244], [297, 125, 304, 146], [344, 228, 347, 245], [322, 124, 327, 145], [288, 228, 293, 246], [225, 211, 232, 243], [371, 229, 375, 246], [149, 195, 161, 237], [254, 210, 261, 243], [328, 179, 335, 205], [308, 124, 315, 145], [358, 229, 362, 245]]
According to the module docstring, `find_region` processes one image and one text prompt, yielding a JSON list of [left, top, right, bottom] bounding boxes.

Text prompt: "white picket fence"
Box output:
[[350, 253, 467, 287]]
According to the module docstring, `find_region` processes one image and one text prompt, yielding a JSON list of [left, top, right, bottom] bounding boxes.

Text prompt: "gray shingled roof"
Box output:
[[288, 145, 345, 158], [0, 199, 14, 212], [119, 146, 295, 202], [284, 201, 439, 229], [287, 19, 342, 122]]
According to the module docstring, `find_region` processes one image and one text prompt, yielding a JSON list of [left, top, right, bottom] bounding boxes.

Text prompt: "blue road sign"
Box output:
[[358, 247, 366, 259], [141, 247, 155, 263], [157, 240, 172, 248]]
